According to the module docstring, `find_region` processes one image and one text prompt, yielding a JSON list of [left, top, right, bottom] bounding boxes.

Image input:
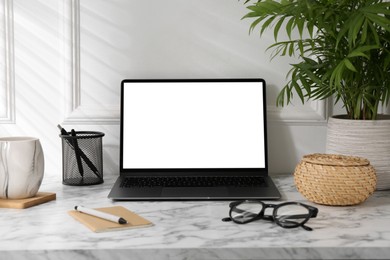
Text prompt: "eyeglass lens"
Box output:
[[230, 201, 263, 223], [274, 204, 310, 228]]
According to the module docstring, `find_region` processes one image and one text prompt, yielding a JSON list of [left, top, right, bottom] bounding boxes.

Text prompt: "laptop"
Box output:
[[108, 79, 281, 200]]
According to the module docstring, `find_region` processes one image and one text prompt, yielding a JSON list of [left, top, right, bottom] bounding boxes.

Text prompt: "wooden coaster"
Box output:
[[0, 192, 56, 209]]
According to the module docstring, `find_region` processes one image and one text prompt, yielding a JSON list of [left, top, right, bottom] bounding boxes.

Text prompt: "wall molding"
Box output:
[[267, 99, 329, 125], [61, 0, 328, 126], [62, 0, 119, 125], [0, 0, 15, 124]]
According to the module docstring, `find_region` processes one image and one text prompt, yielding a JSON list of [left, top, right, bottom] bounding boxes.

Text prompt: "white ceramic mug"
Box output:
[[0, 137, 44, 199]]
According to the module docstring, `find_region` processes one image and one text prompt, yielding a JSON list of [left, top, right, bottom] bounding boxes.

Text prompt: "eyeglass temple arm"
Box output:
[[279, 219, 313, 231], [277, 213, 315, 219]]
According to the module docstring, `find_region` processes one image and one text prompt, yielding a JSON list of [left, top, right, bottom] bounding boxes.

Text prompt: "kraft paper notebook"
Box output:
[[69, 206, 153, 233]]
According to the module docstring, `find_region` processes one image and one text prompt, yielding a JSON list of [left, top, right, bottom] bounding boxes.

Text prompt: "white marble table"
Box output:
[[0, 174, 389, 260]]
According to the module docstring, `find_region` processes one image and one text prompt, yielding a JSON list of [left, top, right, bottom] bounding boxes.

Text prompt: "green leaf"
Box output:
[[344, 58, 357, 72], [292, 80, 304, 104], [267, 41, 292, 58], [286, 17, 295, 40], [276, 86, 286, 107], [306, 21, 314, 38], [361, 20, 368, 44], [365, 13, 390, 32], [299, 75, 311, 95], [288, 42, 295, 56], [347, 45, 378, 59], [354, 94, 363, 119], [255, 1, 281, 13], [324, 10, 334, 20], [248, 17, 267, 33], [296, 18, 305, 39], [347, 52, 369, 59], [336, 20, 352, 49], [350, 15, 365, 46], [273, 16, 286, 41], [260, 16, 276, 36], [329, 62, 345, 90], [366, 21, 380, 45], [298, 40, 304, 56], [362, 3, 390, 16]]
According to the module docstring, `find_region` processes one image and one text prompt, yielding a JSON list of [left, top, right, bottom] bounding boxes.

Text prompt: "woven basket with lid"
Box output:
[[294, 153, 376, 206]]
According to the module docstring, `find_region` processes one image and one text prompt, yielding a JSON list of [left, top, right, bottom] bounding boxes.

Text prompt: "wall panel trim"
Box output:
[[0, 0, 15, 124], [62, 0, 119, 125], [61, 0, 328, 126], [267, 100, 329, 126]]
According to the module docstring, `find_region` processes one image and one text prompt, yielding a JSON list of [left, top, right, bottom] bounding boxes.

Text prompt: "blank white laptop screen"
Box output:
[[122, 80, 266, 169]]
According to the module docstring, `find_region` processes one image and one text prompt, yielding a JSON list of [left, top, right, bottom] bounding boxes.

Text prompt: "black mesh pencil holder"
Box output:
[[60, 131, 104, 186]]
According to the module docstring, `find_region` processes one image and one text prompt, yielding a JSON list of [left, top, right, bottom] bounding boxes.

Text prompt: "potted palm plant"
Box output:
[[241, 0, 390, 189]]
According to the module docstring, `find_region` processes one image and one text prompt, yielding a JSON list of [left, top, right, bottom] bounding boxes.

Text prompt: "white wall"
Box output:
[[0, 0, 328, 180]]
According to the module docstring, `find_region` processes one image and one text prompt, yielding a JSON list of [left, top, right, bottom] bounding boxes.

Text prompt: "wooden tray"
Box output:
[[0, 192, 56, 209]]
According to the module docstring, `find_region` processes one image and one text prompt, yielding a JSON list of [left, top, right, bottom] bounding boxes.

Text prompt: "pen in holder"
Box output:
[[58, 125, 104, 186]]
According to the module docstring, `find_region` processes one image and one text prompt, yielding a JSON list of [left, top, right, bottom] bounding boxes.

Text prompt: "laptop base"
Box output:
[[108, 175, 281, 201]]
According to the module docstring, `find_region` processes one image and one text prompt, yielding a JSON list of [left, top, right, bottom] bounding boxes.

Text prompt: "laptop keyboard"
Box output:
[[120, 176, 266, 188]]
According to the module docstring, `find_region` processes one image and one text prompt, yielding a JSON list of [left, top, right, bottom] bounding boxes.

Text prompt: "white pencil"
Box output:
[[74, 206, 127, 224]]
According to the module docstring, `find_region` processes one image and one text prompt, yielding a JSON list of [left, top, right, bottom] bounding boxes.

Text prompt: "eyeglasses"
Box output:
[[222, 200, 319, 231]]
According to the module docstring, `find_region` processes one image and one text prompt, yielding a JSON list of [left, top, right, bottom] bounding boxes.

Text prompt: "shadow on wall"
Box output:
[[102, 144, 120, 176], [267, 122, 328, 175], [265, 84, 328, 175], [267, 123, 297, 175], [265, 83, 299, 175]]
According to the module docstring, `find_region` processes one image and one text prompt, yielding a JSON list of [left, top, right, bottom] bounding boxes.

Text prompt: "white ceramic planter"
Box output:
[[326, 115, 390, 190], [0, 137, 44, 199]]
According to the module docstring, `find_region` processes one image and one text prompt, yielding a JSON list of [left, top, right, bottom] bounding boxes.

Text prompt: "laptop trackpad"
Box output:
[[161, 187, 228, 198]]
